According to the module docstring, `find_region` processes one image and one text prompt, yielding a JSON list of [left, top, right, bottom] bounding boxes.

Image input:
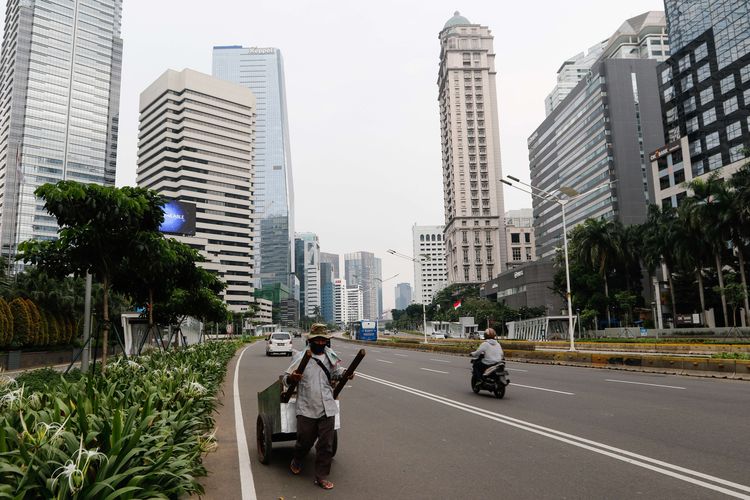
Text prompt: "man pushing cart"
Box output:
[[256, 324, 365, 491]]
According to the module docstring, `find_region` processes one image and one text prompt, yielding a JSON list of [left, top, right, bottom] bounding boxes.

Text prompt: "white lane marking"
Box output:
[[429, 358, 451, 363], [507, 367, 528, 372], [513, 383, 575, 395], [233, 346, 257, 500], [357, 372, 750, 499], [376, 359, 394, 364], [606, 379, 686, 390], [420, 368, 449, 374], [394, 353, 408, 357]]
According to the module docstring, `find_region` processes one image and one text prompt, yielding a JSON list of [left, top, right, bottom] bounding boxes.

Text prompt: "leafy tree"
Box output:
[[715, 273, 747, 327], [614, 291, 638, 327], [0, 297, 12, 346], [24, 299, 42, 346], [17, 181, 165, 367]]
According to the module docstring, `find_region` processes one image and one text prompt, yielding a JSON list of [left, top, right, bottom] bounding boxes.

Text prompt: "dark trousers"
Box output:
[[294, 415, 336, 479], [472, 359, 488, 379]]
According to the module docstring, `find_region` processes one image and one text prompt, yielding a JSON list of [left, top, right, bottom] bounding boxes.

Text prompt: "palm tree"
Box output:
[[727, 160, 750, 325], [683, 174, 730, 326], [640, 205, 680, 327], [674, 203, 713, 326], [573, 217, 622, 324]]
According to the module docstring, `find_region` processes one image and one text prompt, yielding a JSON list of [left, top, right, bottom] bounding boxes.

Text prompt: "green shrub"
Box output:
[[9, 298, 31, 346], [0, 341, 240, 498], [711, 352, 750, 360]]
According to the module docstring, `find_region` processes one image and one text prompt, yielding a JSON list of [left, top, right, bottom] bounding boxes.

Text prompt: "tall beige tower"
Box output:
[[438, 12, 507, 285]]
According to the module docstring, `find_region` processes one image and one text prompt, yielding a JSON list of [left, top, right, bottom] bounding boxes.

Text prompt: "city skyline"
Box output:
[[0, 0, 670, 311]]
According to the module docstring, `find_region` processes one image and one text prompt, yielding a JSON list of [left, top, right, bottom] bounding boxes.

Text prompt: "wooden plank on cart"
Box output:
[[333, 348, 366, 399], [257, 379, 283, 434]]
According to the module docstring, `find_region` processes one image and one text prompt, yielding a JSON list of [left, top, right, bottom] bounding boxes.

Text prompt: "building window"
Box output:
[[666, 106, 678, 123], [741, 64, 750, 83], [678, 55, 691, 72], [663, 86, 674, 101], [702, 108, 716, 126], [730, 145, 746, 163], [525, 247, 532, 260], [511, 233, 520, 243], [707, 153, 722, 171], [681, 74, 693, 91], [700, 87, 714, 105], [696, 64, 710, 82], [689, 139, 702, 156], [694, 42, 708, 61], [683, 96, 696, 113], [744, 88, 750, 107], [686, 117, 699, 133], [512, 248, 521, 261], [705, 131, 720, 149], [661, 67, 672, 84], [727, 121, 742, 140], [420, 234, 424, 241], [524, 233, 531, 243], [723, 97, 739, 115], [720, 75, 735, 94]]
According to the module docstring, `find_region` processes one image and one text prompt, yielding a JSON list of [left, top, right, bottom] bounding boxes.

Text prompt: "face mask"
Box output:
[[310, 342, 326, 355]]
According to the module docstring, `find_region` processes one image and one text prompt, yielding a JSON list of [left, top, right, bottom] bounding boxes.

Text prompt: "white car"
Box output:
[[266, 332, 293, 356]]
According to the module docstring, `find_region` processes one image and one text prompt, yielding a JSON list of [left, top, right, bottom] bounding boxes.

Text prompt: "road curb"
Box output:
[[338, 338, 750, 381]]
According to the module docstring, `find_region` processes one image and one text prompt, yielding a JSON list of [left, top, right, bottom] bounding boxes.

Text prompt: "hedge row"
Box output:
[[0, 297, 78, 348]]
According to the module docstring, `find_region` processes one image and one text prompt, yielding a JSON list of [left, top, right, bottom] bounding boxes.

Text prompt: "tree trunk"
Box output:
[[149, 288, 154, 327], [604, 276, 611, 324], [696, 269, 707, 326], [101, 276, 110, 369], [667, 272, 677, 329], [715, 252, 728, 326], [735, 242, 750, 327]]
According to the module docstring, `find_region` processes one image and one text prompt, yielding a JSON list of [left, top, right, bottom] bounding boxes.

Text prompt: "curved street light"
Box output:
[[387, 249, 430, 343], [501, 176, 614, 351]]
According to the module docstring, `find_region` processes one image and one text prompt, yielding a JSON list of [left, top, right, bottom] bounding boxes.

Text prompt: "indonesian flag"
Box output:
[[453, 299, 462, 310]]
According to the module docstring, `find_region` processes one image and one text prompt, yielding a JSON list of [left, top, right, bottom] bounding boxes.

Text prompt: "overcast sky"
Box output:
[[15, 0, 669, 311]]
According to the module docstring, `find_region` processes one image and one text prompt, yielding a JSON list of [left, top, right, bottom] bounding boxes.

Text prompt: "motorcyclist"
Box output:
[[470, 328, 504, 379]]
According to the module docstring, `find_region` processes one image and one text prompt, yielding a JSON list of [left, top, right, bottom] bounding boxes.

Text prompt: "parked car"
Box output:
[[266, 332, 293, 356]]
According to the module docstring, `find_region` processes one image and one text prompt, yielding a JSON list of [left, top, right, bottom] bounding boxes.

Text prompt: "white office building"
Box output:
[[136, 69, 255, 312], [346, 286, 363, 323], [504, 209, 536, 269], [544, 41, 607, 116], [412, 224, 448, 304], [295, 232, 320, 317], [333, 278, 348, 327]]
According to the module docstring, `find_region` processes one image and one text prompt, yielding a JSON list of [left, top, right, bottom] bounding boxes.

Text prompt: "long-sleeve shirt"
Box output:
[[470, 339, 504, 365], [285, 349, 344, 419]]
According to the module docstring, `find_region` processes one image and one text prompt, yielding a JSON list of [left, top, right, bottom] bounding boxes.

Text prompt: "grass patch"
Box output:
[[711, 352, 750, 359]]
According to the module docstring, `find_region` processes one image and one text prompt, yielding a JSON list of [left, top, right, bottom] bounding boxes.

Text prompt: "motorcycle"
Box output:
[[470, 356, 510, 399]]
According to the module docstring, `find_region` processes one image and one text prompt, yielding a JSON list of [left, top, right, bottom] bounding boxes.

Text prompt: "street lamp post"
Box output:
[[387, 249, 429, 344], [501, 176, 614, 352]]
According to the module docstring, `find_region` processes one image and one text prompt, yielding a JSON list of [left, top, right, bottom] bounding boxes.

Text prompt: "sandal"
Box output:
[[314, 478, 334, 490], [289, 459, 302, 475]]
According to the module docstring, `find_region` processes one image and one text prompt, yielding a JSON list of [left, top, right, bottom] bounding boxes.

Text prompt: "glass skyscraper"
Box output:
[[0, 0, 123, 263], [212, 46, 295, 290]]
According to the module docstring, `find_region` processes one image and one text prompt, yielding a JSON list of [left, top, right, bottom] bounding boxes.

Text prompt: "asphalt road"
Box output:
[[237, 339, 750, 499]]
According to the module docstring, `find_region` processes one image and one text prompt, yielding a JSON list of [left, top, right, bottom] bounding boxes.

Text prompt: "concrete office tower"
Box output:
[[600, 11, 671, 61], [137, 69, 255, 311], [395, 283, 413, 310], [545, 42, 607, 116], [344, 251, 381, 320], [438, 12, 508, 285], [212, 46, 295, 290], [346, 286, 363, 323], [320, 252, 340, 278], [332, 278, 348, 327], [504, 209, 535, 269], [320, 261, 334, 324], [412, 225, 448, 304], [650, 0, 750, 208], [0, 0, 123, 263], [528, 12, 668, 259], [294, 232, 320, 318]]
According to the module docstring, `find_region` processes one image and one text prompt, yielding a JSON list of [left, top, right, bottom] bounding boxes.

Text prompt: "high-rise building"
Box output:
[[320, 252, 340, 278], [136, 69, 255, 311], [438, 12, 508, 285], [0, 0, 123, 263], [412, 225, 448, 304], [504, 209, 536, 269], [212, 46, 295, 290], [294, 232, 320, 318], [332, 278, 348, 327], [344, 251, 381, 320], [346, 286, 363, 323], [395, 282, 413, 310], [528, 12, 669, 259], [320, 261, 334, 324], [650, 1, 750, 208], [545, 41, 607, 116]]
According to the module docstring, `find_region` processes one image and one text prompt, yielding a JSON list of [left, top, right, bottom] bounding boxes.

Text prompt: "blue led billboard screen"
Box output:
[[159, 199, 196, 235]]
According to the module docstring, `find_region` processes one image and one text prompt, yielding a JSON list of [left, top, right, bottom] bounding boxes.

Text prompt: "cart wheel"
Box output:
[[256, 414, 273, 464], [331, 430, 338, 457]]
